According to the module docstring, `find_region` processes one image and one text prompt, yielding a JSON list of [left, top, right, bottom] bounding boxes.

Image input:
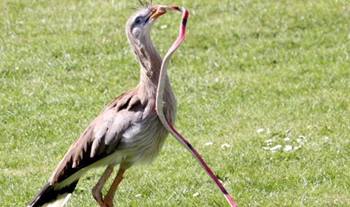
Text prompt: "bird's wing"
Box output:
[[49, 89, 148, 184]]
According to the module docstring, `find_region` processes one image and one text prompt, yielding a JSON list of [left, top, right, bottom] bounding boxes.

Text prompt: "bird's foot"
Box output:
[[101, 197, 114, 207]]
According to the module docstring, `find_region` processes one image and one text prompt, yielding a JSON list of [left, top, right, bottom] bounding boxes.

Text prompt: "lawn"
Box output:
[[1, 0, 349, 206]]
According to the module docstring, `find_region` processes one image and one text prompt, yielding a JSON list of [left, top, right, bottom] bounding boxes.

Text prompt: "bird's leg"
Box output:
[[92, 165, 114, 206], [102, 165, 127, 207]]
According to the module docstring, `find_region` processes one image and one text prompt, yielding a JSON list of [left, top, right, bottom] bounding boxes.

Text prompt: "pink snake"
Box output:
[[155, 7, 238, 207]]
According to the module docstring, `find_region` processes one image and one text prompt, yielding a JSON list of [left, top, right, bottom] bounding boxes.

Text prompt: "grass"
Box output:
[[1, 0, 350, 206]]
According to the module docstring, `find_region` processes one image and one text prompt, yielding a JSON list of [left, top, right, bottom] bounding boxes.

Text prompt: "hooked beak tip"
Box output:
[[148, 5, 183, 22], [150, 6, 167, 21]]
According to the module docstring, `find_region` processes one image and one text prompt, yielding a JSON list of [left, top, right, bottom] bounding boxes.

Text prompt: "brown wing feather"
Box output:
[[50, 88, 145, 184]]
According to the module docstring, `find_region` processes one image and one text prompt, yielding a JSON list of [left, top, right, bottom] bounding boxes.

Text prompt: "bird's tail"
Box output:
[[28, 180, 78, 207]]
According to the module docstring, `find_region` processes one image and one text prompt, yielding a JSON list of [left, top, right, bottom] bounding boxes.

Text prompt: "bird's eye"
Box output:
[[135, 16, 143, 25]]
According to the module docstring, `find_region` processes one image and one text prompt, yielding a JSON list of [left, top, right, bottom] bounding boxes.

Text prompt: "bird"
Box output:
[[29, 4, 178, 207]]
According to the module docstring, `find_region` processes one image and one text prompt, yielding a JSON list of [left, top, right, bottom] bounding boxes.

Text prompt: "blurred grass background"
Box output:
[[0, 0, 349, 206]]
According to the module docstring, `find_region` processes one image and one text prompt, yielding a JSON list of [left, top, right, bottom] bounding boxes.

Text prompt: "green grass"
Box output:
[[1, 0, 350, 206]]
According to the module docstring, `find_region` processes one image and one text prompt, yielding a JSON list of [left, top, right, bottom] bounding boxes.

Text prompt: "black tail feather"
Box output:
[[28, 180, 78, 207]]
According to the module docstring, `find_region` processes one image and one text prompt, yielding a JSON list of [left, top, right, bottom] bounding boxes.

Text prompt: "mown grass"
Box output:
[[1, 0, 350, 206]]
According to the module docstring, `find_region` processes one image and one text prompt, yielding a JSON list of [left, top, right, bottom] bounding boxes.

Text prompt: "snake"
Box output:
[[155, 6, 238, 207]]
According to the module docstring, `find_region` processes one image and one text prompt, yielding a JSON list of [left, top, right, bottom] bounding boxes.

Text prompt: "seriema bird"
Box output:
[[29, 4, 178, 207]]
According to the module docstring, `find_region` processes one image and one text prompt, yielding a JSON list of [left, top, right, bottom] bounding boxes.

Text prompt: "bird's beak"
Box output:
[[149, 6, 167, 21]]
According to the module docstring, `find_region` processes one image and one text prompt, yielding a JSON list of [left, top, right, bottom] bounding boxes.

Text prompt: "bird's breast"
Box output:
[[117, 86, 177, 165], [118, 113, 170, 164]]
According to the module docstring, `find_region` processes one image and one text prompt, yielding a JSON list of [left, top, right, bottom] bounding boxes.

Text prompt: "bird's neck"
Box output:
[[135, 35, 171, 97]]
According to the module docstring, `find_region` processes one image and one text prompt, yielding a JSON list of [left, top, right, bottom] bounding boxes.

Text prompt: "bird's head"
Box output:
[[126, 5, 167, 46]]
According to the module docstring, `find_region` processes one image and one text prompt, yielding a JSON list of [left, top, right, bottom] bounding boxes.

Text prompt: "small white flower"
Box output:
[[160, 25, 168, 29], [193, 192, 200, 197], [265, 139, 273, 146], [270, 145, 282, 153], [256, 128, 265, 134], [296, 138, 305, 145], [221, 143, 231, 149], [64, 53, 71, 59], [135, 194, 142, 198], [284, 137, 291, 142], [283, 145, 293, 152], [204, 141, 214, 146]]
